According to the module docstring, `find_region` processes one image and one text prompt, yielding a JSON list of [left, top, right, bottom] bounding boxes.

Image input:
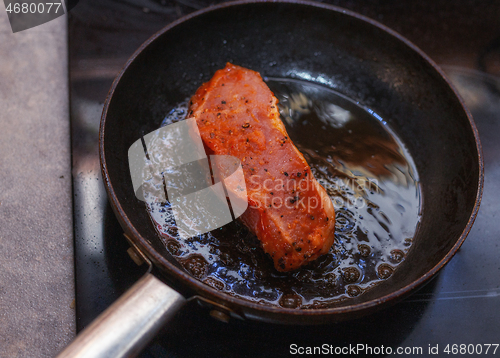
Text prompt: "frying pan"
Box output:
[[58, 1, 483, 357]]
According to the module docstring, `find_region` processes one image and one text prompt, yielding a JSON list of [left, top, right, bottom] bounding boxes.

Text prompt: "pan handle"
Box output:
[[56, 273, 186, 358]]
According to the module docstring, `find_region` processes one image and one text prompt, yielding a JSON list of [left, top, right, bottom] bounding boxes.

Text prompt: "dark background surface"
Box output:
[[69, 1, 500, 356]]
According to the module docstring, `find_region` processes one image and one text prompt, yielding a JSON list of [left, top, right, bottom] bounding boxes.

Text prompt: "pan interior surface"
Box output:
[[101, 1, 481, 322]]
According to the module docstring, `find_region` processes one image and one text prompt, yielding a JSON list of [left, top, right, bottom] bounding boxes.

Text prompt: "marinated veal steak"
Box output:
[[189, 63, 335, 271]]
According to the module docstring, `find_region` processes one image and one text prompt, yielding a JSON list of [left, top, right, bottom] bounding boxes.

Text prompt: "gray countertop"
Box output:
[[0, 10, 75, 358]]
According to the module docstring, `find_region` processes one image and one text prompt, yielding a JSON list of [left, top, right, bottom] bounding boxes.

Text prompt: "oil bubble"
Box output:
[[358, 244, 371, 257], [377, 263, 394, 279], [279, 293, 302, 309], [166, 240, 181, 255], [342, 267, 361, 283], [335, 209, 356, 233], [325, 273, 337, 287], [182, 254, 208, 279], [203, 276, 225, 291], [166, 226, 178, 238], [346, 285, 362, 297], [389, 249, 405, 263]]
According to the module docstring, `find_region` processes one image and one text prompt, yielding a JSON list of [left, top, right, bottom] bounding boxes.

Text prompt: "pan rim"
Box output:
[[99, 0, 484, 319]]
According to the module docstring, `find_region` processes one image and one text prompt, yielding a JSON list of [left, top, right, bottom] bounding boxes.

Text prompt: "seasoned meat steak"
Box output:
[[189, 63, 335, 271]]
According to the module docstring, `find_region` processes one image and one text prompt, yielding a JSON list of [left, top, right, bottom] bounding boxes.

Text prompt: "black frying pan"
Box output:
[[58, 1, 483, 357]]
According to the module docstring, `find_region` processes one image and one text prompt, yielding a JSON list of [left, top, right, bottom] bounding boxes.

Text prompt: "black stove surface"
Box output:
[[69, 1, 500, 356]]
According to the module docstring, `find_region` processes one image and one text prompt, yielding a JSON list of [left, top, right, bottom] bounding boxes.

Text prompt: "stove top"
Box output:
[[69, 1, 500, 356]]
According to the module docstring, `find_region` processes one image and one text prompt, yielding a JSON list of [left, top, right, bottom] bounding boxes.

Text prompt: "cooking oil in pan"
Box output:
[[147, 78, 421, 309]]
